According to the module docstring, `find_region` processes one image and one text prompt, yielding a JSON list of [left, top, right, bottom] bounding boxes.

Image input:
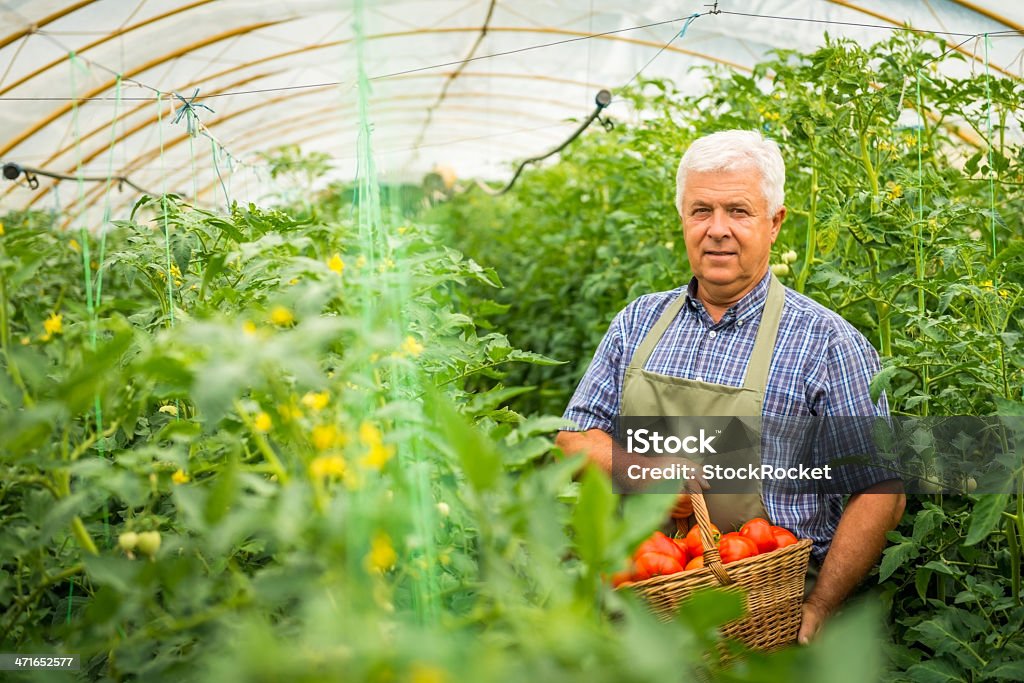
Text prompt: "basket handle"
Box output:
[[690, 490, 733, 587]]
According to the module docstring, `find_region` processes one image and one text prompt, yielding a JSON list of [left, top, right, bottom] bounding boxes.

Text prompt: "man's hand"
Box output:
[[798, 479, 905, 644], [798, 599, 829, 645], [670, 494, 693, 520]]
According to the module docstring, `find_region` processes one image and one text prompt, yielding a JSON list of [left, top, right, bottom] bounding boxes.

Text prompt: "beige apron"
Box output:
[[620, 273, 785, 533]]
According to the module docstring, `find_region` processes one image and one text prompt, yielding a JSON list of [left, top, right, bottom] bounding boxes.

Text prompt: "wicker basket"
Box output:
[[621, 492, 812, 651]]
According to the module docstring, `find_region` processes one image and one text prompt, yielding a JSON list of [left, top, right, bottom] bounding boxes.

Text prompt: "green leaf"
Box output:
[[903, 660, 961, 683], [870, 365, 900, 404], [675, 587, 745, 633], [915, 566, 932, 602], [879, 541, 918, 582], [912, 505, 944, 543], [984, 661, 1024, 680], [571, 467, 614, 568], [426, 387, 501, 493], [964, 494, 1009, 546]]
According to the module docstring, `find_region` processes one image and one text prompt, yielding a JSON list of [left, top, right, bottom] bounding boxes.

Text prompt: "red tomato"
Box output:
[[770, 526, 799, 549], [740, 518, 778, 554], [684, 523, 721, 560], [718, 532, 759, 564], [635, 531, 685, 564], [611, 570, 633, 587], [684, 555, 704, 571], [672, 537, 691, 565], [634, 552, 684, 580]]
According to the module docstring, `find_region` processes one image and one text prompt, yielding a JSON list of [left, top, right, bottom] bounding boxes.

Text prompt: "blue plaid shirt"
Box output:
[[563, 271, 890, 562]]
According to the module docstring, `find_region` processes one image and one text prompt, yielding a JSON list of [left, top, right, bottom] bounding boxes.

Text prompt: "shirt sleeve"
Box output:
[[815, 331, 896, 493], [561, 308, 628, 434]]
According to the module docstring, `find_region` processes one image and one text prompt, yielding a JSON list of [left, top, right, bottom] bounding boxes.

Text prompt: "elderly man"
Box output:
[[555, 129, 905, 643]]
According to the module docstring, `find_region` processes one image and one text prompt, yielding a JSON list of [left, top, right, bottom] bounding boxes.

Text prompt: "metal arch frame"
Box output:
[[0, 20, 287, 158], [190, 116, 557, 203], [154, 100, 575, 197], [0, 0, 97, 51], [0, 0, 218, 98], [23, 85, 337, 212], [6, 66, 610, 206], [8, 5, 1019, 212], [0, 23, 750, 158], [11, 84, 597, 208], [58, 113, 545, 227], [0, 70, 285, 203], [947, 0, 1024, 34]]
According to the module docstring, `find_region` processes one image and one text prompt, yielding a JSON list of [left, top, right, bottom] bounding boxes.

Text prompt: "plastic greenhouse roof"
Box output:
[[0, 0, 1021, 225]]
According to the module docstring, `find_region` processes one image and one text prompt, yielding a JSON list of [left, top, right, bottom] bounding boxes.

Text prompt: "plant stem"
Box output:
[[0, 267, 33, 406], [71, 516, 99, 556], [796, 152, 818, 294], [233, 399, 289, 484]]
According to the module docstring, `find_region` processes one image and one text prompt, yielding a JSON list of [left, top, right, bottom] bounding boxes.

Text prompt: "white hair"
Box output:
[[675, 130, 786, 216]]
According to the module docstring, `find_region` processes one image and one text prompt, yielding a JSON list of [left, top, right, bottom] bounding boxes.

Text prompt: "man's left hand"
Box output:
[[798, 599, 828, 645]]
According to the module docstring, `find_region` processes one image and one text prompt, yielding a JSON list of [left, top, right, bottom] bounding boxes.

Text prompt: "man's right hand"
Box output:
[[671, 493, 693, 520]]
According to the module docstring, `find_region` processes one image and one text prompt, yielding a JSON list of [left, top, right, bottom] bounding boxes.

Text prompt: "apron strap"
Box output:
[[626, 289, 689, 372], [742, 272, 786, 394]]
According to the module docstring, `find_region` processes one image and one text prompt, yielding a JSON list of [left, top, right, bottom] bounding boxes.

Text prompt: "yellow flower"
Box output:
[[311, 423, 345, 451], [999, 289, 1010, 299], [401, 335, 424, 357], [269, 306, 294, 326], [361, 441, 395, 470], [377, 258, 395, 273], [355, 255, 367, 269], [309, 454, 347, 479], [327, 253, 345, 274], [253, 411, 272, 432], [20, 336, 29, 345], [171, 469, 190, 485], [409, 664, 448, 683], [0, 222, 4, 236], [158, 404, 179, 417], [242, 320, 257, 336], [288, 277, 299, 286], [301, 391, 329, 411], [43, 312, 62, 336], [885, 182, 903, 201], [69, 238, 80, 253], [980, 280, 994, 290], [359, 421, 383, 446], [397, 226, 408, 235], [170, 264, 182, 279], [365, 532, 397, 572]]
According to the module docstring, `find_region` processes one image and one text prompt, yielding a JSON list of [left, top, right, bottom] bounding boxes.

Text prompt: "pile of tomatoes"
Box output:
[[611, 518, 798, 587]]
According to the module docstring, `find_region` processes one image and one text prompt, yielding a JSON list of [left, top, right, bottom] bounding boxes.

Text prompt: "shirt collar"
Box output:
[[685, 270, 772, 324]]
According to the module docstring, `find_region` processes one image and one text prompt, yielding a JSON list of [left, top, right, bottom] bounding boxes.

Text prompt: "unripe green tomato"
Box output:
[[136, 531, 162, 558], [118, 531, 138, 552], [965, 477, 978, 493], [782, 250, 798, 264], [770, 263, 790, 276]]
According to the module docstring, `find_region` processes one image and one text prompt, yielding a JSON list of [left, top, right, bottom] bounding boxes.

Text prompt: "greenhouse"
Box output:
[[1, 0, 1023, 680]]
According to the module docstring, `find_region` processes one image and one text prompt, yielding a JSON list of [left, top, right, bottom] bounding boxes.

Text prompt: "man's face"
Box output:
[[680, 168, 784, 298]]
